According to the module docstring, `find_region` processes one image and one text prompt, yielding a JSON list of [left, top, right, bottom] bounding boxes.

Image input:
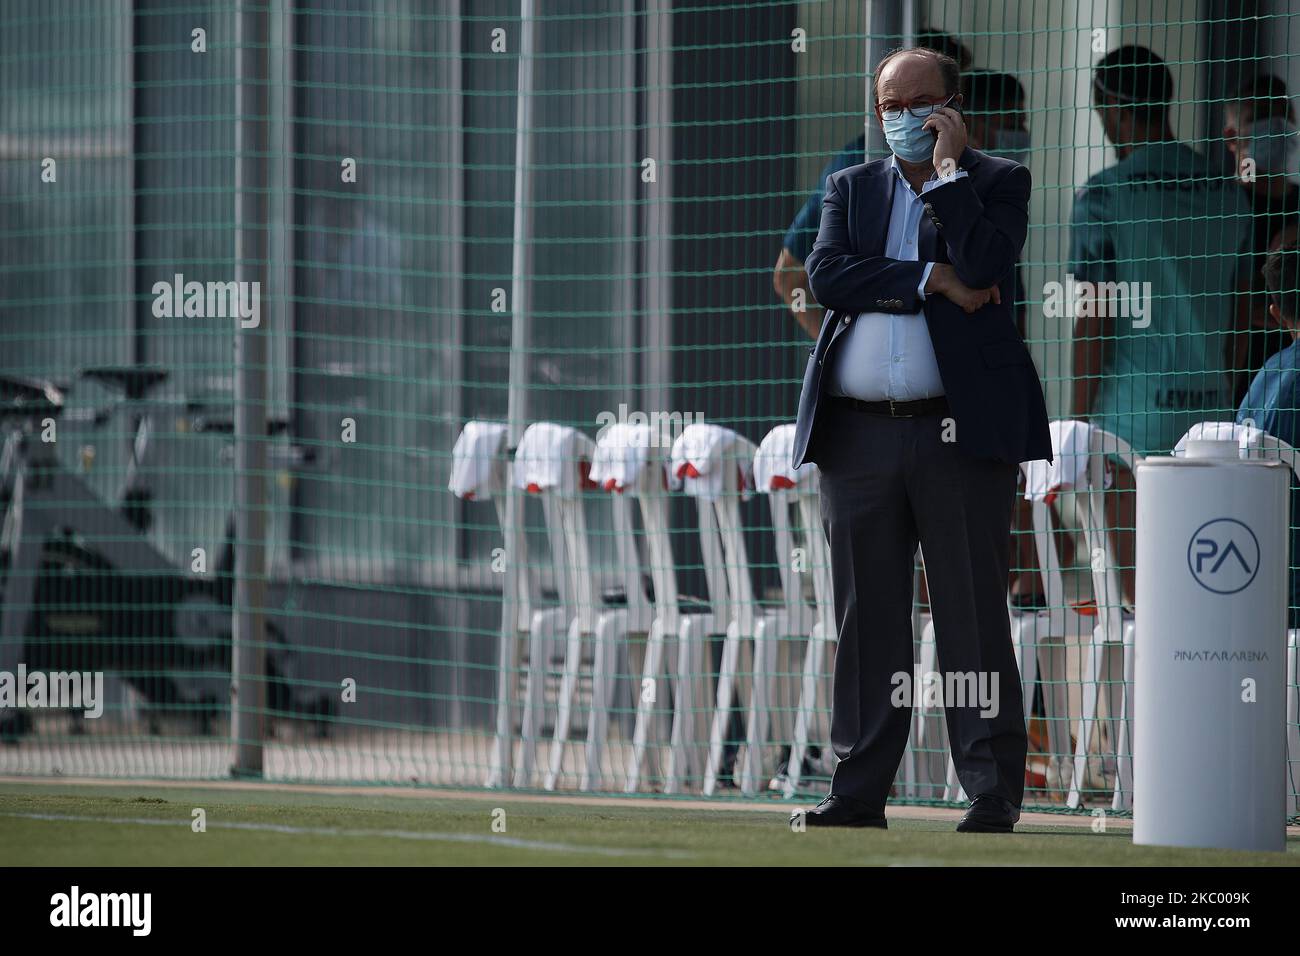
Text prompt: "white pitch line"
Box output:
[[0, 811, 695, 860]]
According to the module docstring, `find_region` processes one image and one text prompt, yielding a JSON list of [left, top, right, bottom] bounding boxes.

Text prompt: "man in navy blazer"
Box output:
[[790, 46, 1051, 834]]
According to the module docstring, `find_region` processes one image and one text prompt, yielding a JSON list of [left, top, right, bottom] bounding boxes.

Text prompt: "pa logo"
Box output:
[[1187, 518, 1260, 594]]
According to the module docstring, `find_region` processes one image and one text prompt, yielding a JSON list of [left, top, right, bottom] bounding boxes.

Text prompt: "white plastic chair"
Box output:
[[740, 424, 821, 795], [618, 429, 700, 793], [510, 422, 599, 790], [634, 466, 734, 794], [1012, 494, 1092, 801], [781, 471, 837, 798], [449, 421, 535, 789], [666, 423, 758, 794], [577, 423, 665, 791], [1057, 425, 1142, 811]]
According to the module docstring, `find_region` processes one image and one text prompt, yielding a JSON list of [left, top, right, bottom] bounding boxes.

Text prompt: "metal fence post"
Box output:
[[487, 0, 538, 788], [231, 0, 271, 777]]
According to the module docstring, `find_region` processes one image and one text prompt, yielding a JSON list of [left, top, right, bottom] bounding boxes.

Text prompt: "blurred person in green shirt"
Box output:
[[1070, 46, 1252, 455], [1069, 46, 1253, 602]]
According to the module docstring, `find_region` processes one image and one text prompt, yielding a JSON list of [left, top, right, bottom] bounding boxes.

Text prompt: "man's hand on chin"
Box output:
[[925, 262, 1001, 314]]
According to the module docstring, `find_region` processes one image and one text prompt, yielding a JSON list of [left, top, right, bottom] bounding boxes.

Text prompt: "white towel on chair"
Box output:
[[1173, 420, 1267, 456], [513, 422, 597, 496], [590, 423, 659, 492], [670, 422, 756, 501], [1022, 420, 1091, 502], [753, 423, 816, 493], [448, 420, 508, 501]]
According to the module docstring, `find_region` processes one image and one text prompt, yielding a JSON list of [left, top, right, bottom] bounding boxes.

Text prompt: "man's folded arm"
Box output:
[[805, 173, 927, 314], [921, 163, 1030, 290]]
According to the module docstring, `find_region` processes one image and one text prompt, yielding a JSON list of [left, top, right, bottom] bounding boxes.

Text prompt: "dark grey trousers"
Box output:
[[816, 399, 1026, 810]]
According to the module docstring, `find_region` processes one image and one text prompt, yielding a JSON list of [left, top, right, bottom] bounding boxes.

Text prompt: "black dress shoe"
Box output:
[[956, 794, 1021, 833], [790, 795, 886, 830]]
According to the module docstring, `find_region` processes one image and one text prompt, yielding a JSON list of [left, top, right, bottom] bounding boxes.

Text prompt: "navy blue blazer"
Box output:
[[792, 147, 1052, 468]]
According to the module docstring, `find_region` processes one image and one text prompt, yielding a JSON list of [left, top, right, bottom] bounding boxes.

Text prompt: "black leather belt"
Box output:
[[833, 395, 949, 418]]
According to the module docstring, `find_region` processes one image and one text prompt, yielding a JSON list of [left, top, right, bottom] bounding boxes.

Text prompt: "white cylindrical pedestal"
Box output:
[[1134, 440, 1289, 852]]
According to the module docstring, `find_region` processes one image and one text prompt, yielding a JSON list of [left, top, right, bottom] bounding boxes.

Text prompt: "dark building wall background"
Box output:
[[670, 0, 803, 604]]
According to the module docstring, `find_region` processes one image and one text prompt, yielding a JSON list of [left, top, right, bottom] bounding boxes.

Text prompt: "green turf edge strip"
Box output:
[[0, 810, 697, 860]]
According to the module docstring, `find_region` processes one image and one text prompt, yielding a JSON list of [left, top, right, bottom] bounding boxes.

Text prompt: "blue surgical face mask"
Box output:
[[1245, 118, 1300, 183], [989, 127, 1031, 167], [882, 111, 936, 163]]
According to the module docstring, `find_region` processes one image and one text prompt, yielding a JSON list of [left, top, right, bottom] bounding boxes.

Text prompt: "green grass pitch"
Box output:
[[1, 782, 1298, 866]]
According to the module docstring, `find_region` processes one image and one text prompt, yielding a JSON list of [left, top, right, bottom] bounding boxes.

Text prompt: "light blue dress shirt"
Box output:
[[826, 160, 967, 401]]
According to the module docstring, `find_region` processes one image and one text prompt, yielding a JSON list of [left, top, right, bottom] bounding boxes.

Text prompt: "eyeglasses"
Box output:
[[878, 93, 958, 122]]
